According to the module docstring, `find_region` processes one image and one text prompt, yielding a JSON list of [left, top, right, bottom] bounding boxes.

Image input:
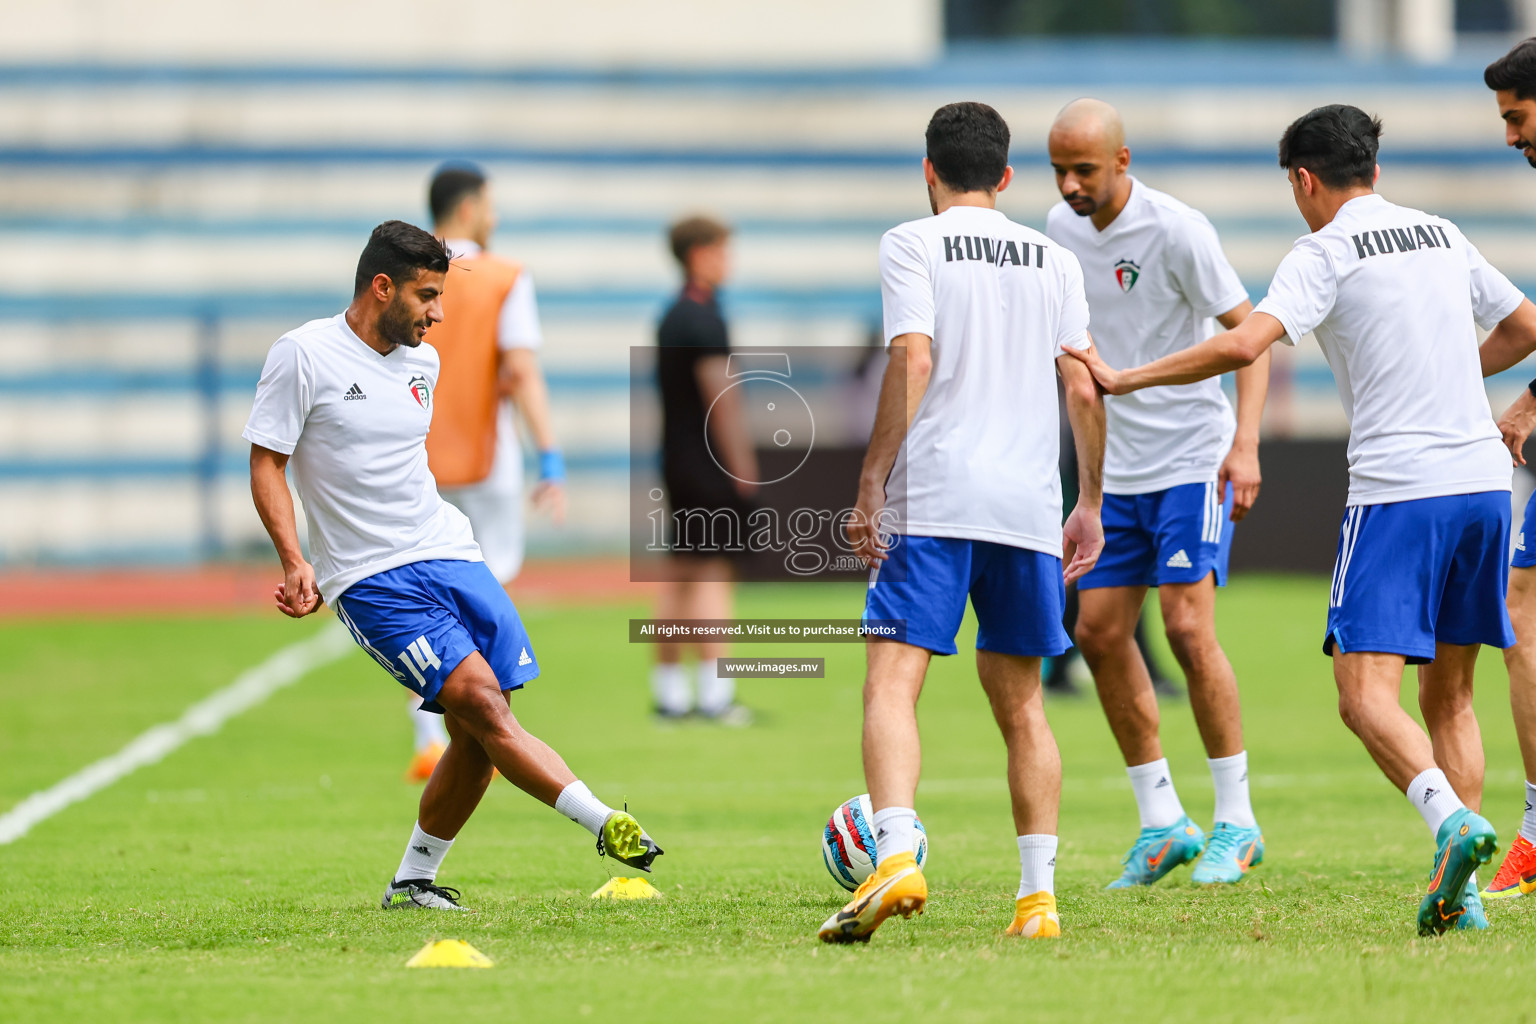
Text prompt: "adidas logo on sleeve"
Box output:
[[518, 647, 533, 667]]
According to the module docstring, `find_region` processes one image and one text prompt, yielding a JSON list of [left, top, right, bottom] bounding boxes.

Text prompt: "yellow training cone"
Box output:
[[405, 939, 494, 968], [590, 876, 663, 900]]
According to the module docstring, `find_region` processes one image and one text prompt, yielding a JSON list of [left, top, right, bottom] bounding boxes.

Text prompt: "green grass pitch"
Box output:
[[2, 575, 1534, 1022]]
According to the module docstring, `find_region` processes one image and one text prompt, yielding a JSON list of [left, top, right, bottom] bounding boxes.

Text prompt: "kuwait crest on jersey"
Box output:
[[1114, 259, 1141, 293], [407, 374, 431, 410]]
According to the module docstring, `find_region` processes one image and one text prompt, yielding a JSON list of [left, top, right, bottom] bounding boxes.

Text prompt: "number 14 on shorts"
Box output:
[[399, 635, 442, 686]]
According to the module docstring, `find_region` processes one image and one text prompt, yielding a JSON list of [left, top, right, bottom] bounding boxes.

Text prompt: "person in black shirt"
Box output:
[[651, 215, 755, 724]]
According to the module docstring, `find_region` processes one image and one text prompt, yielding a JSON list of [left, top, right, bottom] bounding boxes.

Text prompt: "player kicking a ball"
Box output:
[[1067, 105, 1536, 935], [1046, 99, 1268, 888], [818, 102, 1106, 943], [244, 221, 661, 911]]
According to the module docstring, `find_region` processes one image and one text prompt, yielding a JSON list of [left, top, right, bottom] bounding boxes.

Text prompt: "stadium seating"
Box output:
[[1, 45, 1530, 563]]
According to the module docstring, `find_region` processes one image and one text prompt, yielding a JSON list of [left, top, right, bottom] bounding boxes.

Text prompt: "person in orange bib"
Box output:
[[398, 162, 566, 782]]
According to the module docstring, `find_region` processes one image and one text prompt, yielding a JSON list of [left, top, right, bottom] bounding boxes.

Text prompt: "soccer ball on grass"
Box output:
[[821, 793, 928, 891]]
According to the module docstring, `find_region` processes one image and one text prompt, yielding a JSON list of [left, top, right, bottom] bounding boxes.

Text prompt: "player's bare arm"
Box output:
[[1066, 311, 1287, 395], [1056, 347, 1105, 584], [849, 335, 932, 567], [500, 346, 567, 523], [1217, 300, 1266, 521], [1476, 300, 1536, 463], [695, 353, 759, 496], [1478, 297, 1536, 377], [248, 443, 321, 618]]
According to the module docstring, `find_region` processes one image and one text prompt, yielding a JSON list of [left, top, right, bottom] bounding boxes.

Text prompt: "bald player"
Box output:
[[1046, 99, 1270, 888]]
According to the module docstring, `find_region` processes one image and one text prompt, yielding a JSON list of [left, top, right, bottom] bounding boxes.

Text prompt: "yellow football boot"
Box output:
[[1005, 891, 1061, 938], [818, 851, 927, 943]]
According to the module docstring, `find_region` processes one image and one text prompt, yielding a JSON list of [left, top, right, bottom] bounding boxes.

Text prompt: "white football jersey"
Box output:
[[879, 205, 1091, 556], [1046, 179, 1250, 495], [1254, 194, 1523, 506], [242, 313, 482, 600]]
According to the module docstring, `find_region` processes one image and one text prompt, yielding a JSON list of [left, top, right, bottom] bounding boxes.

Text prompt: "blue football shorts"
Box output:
[[862, 533, 1070, 658], [1326, 491, 1514, 664], [332, 558, 540, 713], [1513, 489, 1536, 569], [1078, 480, 1233, 591]]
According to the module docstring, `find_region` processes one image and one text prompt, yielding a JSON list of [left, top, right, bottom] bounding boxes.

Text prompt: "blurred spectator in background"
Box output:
[[652, 215, 755, 725], [397, 161, 565, 781]]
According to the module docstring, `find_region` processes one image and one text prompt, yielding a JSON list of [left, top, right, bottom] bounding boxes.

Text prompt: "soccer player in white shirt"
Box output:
[[385, 164, 567, 783], [244, 221, 661, 911], [817, 102, 1106, 944], [1474, 39, 1536, 901], [1067, 105, 1536, 935], [1045, 99, 1268, 888]]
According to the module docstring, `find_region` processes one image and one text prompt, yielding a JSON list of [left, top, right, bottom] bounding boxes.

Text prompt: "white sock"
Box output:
[[1406, 767, 1465, 838], [696, 658, 735, 716], [1127, 758, 1185, 830], [651, 663, 691, 715], [408, 694, 449, 751], [555, 780, 617, 838], [872, 806, 918, 866], [1208, 751, 1257, 829], [1521, 780, 1536, 845], [394, 822, 453, 883], [1017, 834, 1058, 898]]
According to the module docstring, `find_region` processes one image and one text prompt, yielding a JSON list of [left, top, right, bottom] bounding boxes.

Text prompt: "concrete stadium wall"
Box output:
[[2, 43, 1533, 566], [0, 0, 941, 67]]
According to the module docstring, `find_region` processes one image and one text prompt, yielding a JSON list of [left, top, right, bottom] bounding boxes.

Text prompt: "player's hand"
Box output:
[[1498, 390, 1536, 466], [531, 480, 567, 524], [846, 481, 890, 567], [1218, 439, 1261, 521], [275, 561, 321, 618], [1061, 502, 1104, 585], [1062, 344, 1129, 396]]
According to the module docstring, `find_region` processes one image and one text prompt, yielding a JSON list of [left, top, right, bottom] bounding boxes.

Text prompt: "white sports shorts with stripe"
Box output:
[[1326, 491, 1514, 665], [1077, 480, 1234, 590]]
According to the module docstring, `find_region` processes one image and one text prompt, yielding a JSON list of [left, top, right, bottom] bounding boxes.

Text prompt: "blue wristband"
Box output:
[[538, 449, 566, 482]]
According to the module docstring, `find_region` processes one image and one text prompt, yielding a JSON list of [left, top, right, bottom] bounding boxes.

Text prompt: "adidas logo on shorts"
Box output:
[[518, 647, 532, 667], [1165, 549, 1193, 569]]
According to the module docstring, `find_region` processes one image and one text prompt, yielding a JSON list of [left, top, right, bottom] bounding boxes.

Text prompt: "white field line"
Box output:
[[0, 621, 353, 846]]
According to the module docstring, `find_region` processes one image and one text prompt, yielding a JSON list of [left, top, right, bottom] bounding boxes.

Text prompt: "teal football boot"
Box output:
[[1418, 808, 1497, 936], [1457, 877, 1488, 931], [1106, 815, 1206, 888], [1191, 822, 1265, 884]]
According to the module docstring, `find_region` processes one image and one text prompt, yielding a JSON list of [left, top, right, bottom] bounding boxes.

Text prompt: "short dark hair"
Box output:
[[353, 220, 451, 297], [1486, 38, 1536, 100], [668, 215, 731, 266], [925, 102, 1010, 193], [428, 163, 487, 224], [1277, 104, 1381, 190]]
